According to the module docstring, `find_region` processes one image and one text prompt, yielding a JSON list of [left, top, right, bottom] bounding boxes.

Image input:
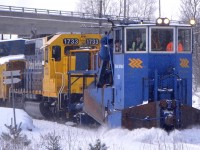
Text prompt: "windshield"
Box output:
[[126, 28, 146, 52], [151, 28, 174, 52]]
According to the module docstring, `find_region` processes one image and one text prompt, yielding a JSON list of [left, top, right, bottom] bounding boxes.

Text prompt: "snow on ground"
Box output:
[[0, 107, 200, 150], [0, 107, 34, 133], [193, 91, 200, 109], [0, 92, 200, 150]]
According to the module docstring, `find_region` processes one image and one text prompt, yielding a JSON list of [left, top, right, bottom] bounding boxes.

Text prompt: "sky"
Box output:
[[159, 0, 181, 20], [0, 0, 181, 20], [0, 0, 80, 11]]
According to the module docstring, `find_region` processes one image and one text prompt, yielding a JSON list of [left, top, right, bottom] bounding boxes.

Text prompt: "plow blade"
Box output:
[[24, 101, 52, 119], [83, 90, 105, 125], [181, 105, 200, 128], [122, 100, 200, 130]]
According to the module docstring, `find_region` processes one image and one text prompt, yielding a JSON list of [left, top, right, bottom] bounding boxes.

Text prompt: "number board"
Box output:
[[86, 38, 99, 45], [63, 38, 79, 45]]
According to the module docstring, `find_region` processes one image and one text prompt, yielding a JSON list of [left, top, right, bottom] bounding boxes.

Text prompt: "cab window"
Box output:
[[64, 46, 79, 55], [178, 28, 192, 52], [126, 28, 146, 52], [151, 28, 174, 52], [45, 47, 48, 63], [114, 29, 122, 53], [25, 42, 35, 55], [52, 46, 61, 61]]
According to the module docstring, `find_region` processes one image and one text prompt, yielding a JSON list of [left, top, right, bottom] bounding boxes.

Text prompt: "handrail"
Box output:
[[0, 5, 145, 21], [0, 5, 189, 24], [51, 58, 65, 110]]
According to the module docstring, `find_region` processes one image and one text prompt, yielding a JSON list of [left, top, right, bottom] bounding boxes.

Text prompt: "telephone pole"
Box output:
[[159, 0, 161, 17], [99, 0, 103, 34], [124, 0, 126, 18]]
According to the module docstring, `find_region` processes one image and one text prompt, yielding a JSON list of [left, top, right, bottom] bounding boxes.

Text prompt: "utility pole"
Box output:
[[99, 0, 103, 34], [11, 71, 17, 132], [3, 70, 21, 132], [124, 0, 126, 18], [159, 0, 161, 17]]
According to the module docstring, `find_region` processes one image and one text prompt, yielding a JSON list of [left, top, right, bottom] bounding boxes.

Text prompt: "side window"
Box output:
[[45, 47, 48, 63], [64, 46, 80, 55], [25, 42, 35, 55], [126, 28, 146, 52], [151, 28, 173, 52], [178, 29, 191, 52], [52, 46, 61, 61], [114, 30, 122, 53]]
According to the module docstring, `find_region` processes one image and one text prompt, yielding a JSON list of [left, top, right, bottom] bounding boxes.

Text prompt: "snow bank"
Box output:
[[0, 54, 25, 65], [0, 107, 34, 132]]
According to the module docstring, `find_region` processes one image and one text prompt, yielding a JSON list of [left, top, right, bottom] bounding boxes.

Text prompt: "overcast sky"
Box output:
[[0, 0, 80, 11], [0, 0, 180, 19]]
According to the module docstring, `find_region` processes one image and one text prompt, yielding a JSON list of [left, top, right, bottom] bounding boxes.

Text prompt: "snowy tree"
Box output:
[[41, 131, 62, 150], [1, 120, 31, 150], [89, 139, 108, 150]]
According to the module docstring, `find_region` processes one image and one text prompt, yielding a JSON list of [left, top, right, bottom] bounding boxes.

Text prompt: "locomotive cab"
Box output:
[[113, 23, 193, 107], [83, 19, 200, 130]]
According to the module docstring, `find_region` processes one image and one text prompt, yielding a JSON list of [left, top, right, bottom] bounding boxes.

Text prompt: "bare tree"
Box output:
[[108, 0, 124, 17], [77, 0, 156, 19], [180, 0, 200, 21], [128, 0, 156, 19], [77, 0, 112, 15], [102, 0, 112, 15], [77, 0, 99, 14], [180, 0, 200, 90]]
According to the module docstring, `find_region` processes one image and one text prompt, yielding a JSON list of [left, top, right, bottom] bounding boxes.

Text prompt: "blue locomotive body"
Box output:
[[83, 21, 198, 130]]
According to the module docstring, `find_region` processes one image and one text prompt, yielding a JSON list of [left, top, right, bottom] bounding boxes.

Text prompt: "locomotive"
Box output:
[[0, 18, 200, 130]]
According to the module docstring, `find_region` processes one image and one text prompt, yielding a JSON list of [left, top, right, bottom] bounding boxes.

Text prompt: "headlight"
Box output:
[[156, 18, 170, 26], [156, 18, 163, 24], [164, 18, 170, 24], [190, 19, 196, 25]]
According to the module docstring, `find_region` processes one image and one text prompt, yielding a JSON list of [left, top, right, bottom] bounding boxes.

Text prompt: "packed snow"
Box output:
[[0, 93, 199, 149]]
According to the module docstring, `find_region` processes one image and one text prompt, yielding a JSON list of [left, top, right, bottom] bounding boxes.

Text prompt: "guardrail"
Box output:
[[0, 5, 159, 25], [0, 5, 128, 20], [0, 5, 186, 25]]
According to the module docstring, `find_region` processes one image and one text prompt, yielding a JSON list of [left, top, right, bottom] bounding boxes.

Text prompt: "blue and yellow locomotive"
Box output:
[[0, 18, 199, 130]]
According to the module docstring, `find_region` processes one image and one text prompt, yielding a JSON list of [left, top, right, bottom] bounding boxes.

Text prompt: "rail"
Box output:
[[0, 5, 147, 21], [0, 5, 187, 25]]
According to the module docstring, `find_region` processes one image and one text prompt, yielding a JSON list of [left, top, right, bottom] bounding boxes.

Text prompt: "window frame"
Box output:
[[45, 47, 48, 63], [177, 27, 192, 53], [52, 45, 61, 62], [125, 27, 148, 53], [149, 26, 175, 53], [113, 28, 123, 53]]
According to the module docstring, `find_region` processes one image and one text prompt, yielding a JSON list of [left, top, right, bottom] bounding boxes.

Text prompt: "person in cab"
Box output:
[[132, 35, 145, 51], [166, 36, 183, 52]]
